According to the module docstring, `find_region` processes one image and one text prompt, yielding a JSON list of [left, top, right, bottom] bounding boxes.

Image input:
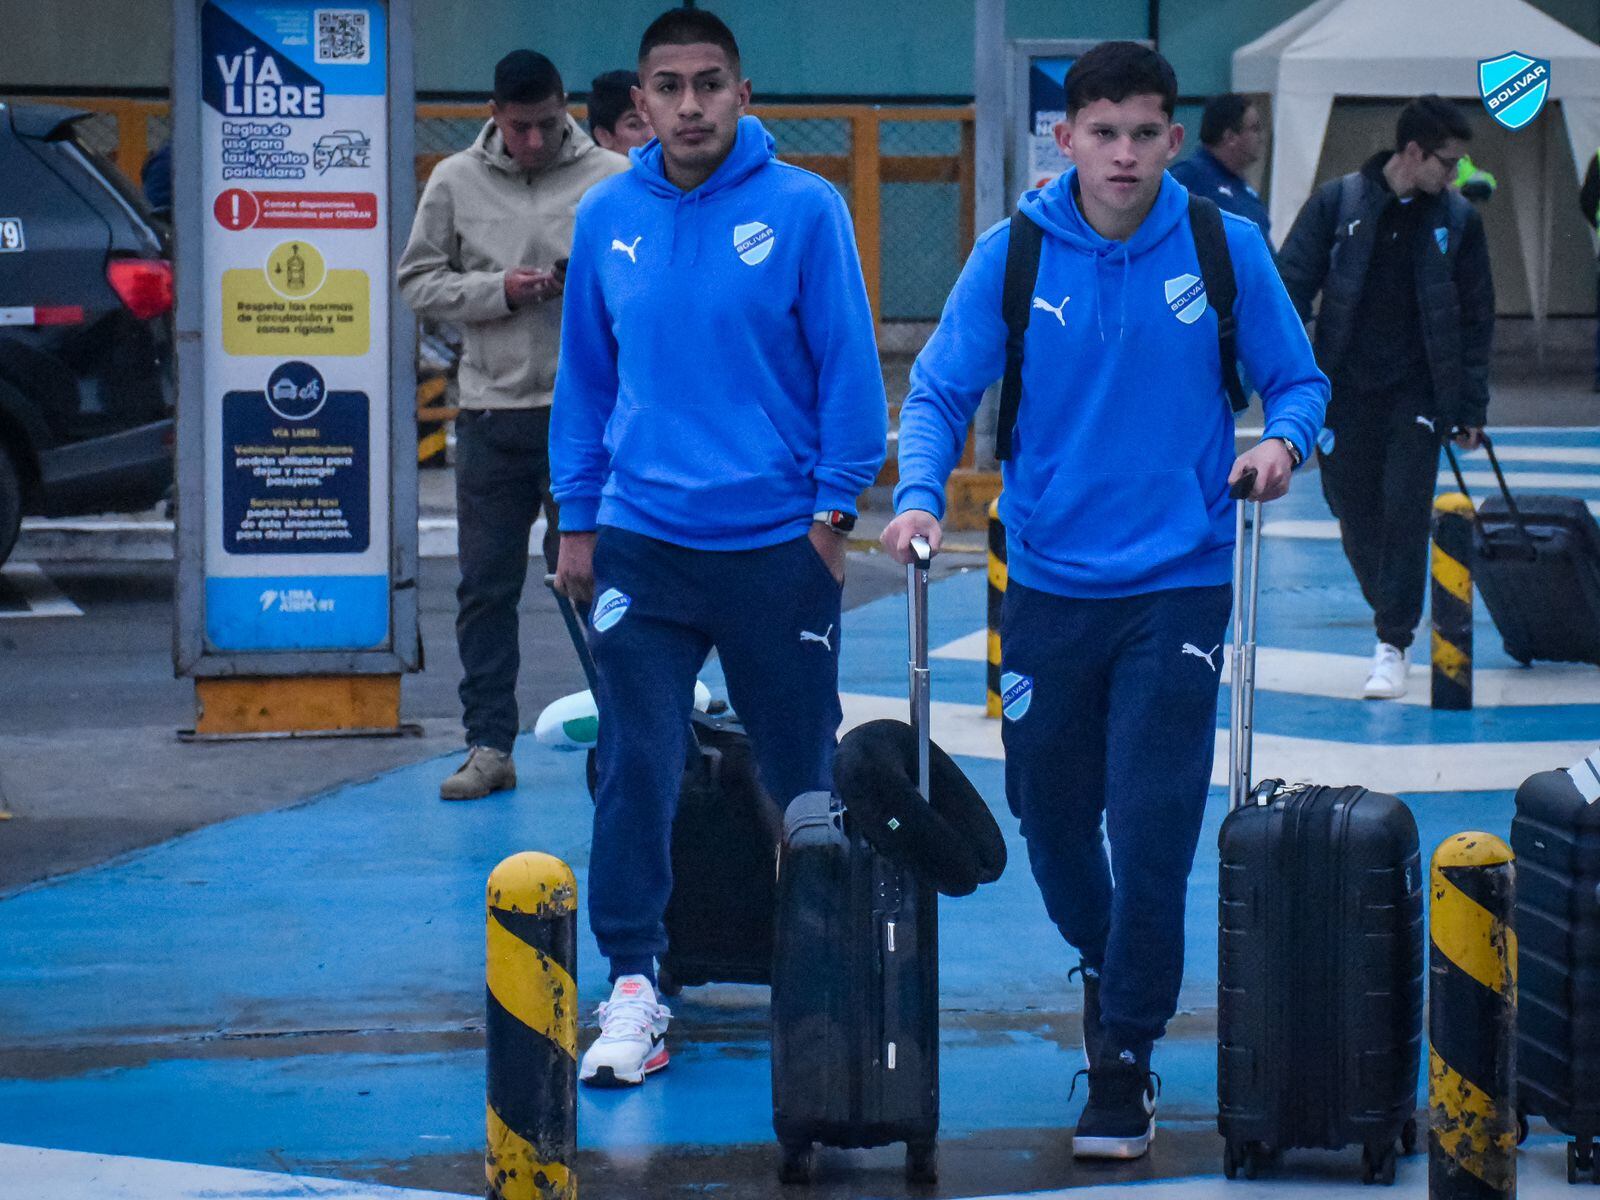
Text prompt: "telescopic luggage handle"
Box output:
[[1228, 471, 1262, 812], [908, 536, 932, 801], [544, 574, 599, 695], [1441, 432, 1537, 561]]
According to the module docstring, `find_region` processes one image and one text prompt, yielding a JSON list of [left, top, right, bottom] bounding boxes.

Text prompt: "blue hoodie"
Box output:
[[1170, 147, 1272, 242], [895, 169, 1328, 599], [550, 116, 887, 550]]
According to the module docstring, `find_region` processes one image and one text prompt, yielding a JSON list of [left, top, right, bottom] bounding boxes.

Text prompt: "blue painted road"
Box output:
[[1, 429, 1596, 1197]]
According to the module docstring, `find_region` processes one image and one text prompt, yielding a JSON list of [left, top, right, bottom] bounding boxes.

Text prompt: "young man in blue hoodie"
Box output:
[[883, 43, 1327, 1159], [550, 8, 886, 1088]]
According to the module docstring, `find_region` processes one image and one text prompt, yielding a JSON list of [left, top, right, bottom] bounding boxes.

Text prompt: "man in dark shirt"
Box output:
[[1170, 94, 1270, 242], [1280, 96, 1494, 700]]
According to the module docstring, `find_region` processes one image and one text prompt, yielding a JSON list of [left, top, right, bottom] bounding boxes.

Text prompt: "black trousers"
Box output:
[[453, 408, 561, 752], [1317, 392, 1442, 651]]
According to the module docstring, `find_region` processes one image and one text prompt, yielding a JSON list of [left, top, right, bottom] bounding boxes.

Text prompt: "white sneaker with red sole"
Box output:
[[579, 975, 671, 1088]]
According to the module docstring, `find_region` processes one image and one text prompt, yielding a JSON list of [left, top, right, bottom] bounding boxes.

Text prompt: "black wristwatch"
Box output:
[[812, 509, 856, 534]]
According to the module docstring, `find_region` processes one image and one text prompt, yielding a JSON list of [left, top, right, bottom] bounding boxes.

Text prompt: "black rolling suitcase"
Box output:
[[1216, 479, 1426, 1186], [1443, 435, 1600, 666], [770, 538, 939, 1186], [1510, 756, 1600, 1183], [549, 579, 781, 996]]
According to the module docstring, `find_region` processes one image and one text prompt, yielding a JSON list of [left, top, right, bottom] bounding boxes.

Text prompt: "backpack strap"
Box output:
[[1188, 194, 1248, 414], [994, 211, 1044, 462], [1336, 171, 1366, 236]]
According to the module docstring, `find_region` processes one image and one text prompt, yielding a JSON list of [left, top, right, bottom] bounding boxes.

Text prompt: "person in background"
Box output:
[[1279, 95, 1494, 699], [1170, 93, 1270, 242], [398, 50, 627, 800], [1454, 155, 1497, 204], [587, 69, 654, 153]]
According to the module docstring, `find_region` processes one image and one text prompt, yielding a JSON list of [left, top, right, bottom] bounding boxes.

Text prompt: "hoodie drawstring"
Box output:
[[1119, 249, 1130, 342], [1090, 245, 1132, 344]]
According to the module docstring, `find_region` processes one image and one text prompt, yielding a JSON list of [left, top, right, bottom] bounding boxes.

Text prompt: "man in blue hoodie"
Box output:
[[550, 8, 886, 1089], [1170, 94, 1271, 243], [883, 43, 1327, 1160]]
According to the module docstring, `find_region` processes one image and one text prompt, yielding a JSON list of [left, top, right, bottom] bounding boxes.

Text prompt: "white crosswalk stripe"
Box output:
[[931, 635, 1600, 708], [840, 692, 1592, 794], [0, 563, 83, 619], [0, 1144, 470, 1200]]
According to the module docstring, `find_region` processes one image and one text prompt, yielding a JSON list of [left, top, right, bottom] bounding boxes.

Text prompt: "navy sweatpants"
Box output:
[[1000, 579, 1231, 1062], [586, 526, 844, 981]]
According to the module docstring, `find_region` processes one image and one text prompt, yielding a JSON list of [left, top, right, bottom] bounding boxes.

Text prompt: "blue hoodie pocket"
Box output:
[[604, 401, 808, 524], [1017, 467, 1211, 588]]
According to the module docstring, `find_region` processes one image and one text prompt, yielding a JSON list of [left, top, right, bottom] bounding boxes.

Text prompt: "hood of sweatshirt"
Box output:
[[621, 116, 777, 264], [467, 114, 599, 180], [1017, 167, 1192, 343], [629, 114, 776, 198]]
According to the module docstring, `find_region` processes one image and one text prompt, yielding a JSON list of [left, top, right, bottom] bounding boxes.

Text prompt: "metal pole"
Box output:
[[1428, 832, 1517, 1200], [486, 853, 578, 1200], [973, 0, 1006, 236], [986, 498, 1006, 718], [1431, 492, 1475, 710]]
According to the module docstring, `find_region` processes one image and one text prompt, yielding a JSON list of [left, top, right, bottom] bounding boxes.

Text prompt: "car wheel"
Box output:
[[0, 441, 21, 569]]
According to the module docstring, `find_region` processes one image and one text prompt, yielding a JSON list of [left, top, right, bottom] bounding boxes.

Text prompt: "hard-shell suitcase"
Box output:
[[1510, 757, 1600, 1182], [1444, 435, 1600, 666], [550, 579, 781, 996], [1216, 478, 1426, 1185], [769, 538, 940, 1185]]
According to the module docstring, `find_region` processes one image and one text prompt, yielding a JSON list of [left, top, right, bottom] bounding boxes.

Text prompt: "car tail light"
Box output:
[[106, 258, 173, 320], [32, 306, 85, 325]]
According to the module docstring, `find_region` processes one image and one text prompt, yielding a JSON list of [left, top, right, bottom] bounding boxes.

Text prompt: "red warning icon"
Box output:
[[213, 188, 261, 230]]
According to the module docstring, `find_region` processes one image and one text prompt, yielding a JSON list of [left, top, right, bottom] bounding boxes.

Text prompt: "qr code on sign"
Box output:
[[315, 9, 369, 64]]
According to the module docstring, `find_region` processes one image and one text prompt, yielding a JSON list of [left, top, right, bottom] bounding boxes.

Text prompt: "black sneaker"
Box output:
[[1071, 1051, 1160, 1160], [1067, 961, 1103, 1068]]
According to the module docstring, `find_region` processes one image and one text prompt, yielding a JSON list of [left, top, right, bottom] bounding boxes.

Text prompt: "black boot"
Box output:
[[1071, 1048, 1160, 1160], [1068, 960, 1103, 1068]]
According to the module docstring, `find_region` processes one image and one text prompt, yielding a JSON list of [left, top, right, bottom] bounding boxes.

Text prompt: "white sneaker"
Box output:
[[1362, 642, 1409, 700], [579, 975, 670, 1088]]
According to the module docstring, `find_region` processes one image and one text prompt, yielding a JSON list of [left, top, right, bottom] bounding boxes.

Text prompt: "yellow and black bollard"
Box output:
[[1431, 492, 1475, 711], [1429, 832, 1517, 1200], [486, 852, 578, 1200], [986, 498, 1006, 719]]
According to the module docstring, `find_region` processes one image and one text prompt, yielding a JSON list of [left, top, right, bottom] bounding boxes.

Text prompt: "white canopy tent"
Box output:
[[1234, 0, 1600, 323]]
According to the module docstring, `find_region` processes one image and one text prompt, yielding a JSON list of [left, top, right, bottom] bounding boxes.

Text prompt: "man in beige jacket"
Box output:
[[399, 50, 627, 800]]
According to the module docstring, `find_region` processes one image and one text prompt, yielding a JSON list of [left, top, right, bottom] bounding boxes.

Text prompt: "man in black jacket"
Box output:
[[1280, 96, 1494, 700], [1582, 149, 1599, 392]]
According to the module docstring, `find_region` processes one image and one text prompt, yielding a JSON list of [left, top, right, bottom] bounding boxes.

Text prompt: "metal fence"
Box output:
[[9, 94, 975, 323]]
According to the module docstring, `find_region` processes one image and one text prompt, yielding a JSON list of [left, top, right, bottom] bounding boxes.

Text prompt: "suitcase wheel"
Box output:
[[1223, 1141, 1265, 1180], [905, 1141, 938, 1186], [1361, 1143, 1397, 1186], [1401, 1118, 1419, 1156], [779, 1141, 814, 1185], [656, 966, 681, 998], [1514, 1109, 1529, 1148], [1567, 1140, 1598, 1184]]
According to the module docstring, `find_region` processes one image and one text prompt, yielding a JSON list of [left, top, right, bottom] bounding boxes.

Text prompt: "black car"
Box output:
[[0, 101, 174, 567]]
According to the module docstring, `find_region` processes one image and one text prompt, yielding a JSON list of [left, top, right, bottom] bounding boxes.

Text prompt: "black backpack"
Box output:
[[995, 193, 1246, 460]]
